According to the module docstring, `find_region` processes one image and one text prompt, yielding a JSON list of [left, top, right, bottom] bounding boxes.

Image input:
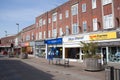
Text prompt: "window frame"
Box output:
[[93, 18, 98, 31], [71, 4, 78, 16], [83, 21, 87, 32], [103, 14, 113, 29], [102, 0, 112, 5], [92, 0, 97, 9], [39, 19, 42, 27], [72, 23, 79, 34], [66, 25, 69, 35], [52, 12, 57, 22], [39, 32, 42, 40], [82, 3, 86, 12], [65, 10, 69, 18], [59, 13, 62, 20]]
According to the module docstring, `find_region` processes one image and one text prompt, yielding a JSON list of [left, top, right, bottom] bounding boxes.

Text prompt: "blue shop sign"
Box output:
[[45, 38, 62, 45]]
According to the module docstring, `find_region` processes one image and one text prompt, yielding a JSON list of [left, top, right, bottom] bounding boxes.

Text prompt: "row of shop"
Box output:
[[21, 31, 120, 63]]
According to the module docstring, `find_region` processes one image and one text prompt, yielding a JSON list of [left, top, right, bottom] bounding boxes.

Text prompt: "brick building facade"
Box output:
[[1, 0, 120, 62], [34, 0, 120, 62], [0, 35, 15, 54]]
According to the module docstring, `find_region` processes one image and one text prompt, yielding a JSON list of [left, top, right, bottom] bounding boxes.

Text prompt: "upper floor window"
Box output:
[[83, 21, 87, 32], [66, 25, 69, 36], [48, 18, 51, 24], [39, 32, 42, 40], [52, 12, 57, 22], [72, 23, 79, 34], [59, 13, 62, 20], [44, 31, 46, 39], [59, 28, 63, 36], [48, 30, 51, 38], [71, 4, 78, 15], [102, 0, 112, 5], [52, 29, 57, 38], [31, 33, 34, 40], [39, 19, 42, 27], [92, 0, 97, 9], [65, 10, 69, 18], [93, 18, 98, 31], [26, 35, 30, 41], [82, 3, 86, 12], [36, 33, 38, 40], [36, 23, 38, 27], [103, 14, 113, 29], [43, 19, 46, 25]]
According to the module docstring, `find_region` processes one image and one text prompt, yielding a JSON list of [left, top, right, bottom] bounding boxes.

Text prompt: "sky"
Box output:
[[0, 0, 68, 38]]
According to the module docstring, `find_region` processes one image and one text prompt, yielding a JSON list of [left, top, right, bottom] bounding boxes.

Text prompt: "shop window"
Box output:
[[65, 48, 80, 59], [108, 47, 120, 62]]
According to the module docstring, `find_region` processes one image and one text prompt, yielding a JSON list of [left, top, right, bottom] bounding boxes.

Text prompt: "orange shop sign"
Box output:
[[25, 42, 29, 46], [89, 32, 117, 40]]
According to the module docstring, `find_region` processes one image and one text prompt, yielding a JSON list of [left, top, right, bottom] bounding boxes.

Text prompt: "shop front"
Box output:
[[21, 42, 34, 55], [89, 31, 120, 63], [63, 34, 89, 62], [45, 38, 62, 59], [35, 40, 45, 58]]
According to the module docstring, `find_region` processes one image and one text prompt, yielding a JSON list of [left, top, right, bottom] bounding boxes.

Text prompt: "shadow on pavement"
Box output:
[[0, 59, 54, 80]]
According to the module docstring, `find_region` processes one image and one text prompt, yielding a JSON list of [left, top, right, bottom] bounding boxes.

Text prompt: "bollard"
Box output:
[[114, 68, 120, 80], [105, 66, 114, 80], [110, 66, 114, 80]]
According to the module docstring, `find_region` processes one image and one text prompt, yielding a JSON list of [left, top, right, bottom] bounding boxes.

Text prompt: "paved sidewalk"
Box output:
[[18, 56, 105, 80]]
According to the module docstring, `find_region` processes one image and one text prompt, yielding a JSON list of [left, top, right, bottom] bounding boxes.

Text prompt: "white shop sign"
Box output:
[[63, 35, 89, 43]]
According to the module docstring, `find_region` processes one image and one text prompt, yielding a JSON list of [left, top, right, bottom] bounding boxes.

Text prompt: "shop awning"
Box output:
[[98, 41, 120, 46]]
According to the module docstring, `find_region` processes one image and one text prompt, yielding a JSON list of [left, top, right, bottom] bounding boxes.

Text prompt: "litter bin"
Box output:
[[114, 68, 120, 80], [105, 66, 114, 80]]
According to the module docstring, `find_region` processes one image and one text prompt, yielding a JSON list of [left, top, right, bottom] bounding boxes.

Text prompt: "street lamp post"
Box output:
[[4, 31, 7, 37], [16, 23, 19, 57], [16, 23, 19, 33]]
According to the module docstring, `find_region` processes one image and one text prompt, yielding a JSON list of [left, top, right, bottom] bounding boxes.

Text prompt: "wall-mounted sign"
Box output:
[[35, 40, 45, 46], [45, 38, 62, 45], [21, 42, 29, 47], [63, 35, 89, 43], [25, 42, 29, 46], [89, 32, 116, 41]]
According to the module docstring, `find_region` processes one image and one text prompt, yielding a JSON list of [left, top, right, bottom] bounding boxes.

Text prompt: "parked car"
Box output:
[[114, 52, 120, 62], [2, 51, 8, 55]]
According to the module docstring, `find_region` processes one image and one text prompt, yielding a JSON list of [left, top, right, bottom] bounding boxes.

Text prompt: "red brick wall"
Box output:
[[34, 0, 119, 39], [0, 36, 15, 46]]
